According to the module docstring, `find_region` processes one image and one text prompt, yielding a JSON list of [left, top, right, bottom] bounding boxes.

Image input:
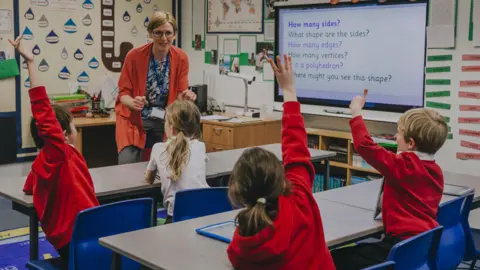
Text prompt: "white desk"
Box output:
[[99, 198, 382, 270]]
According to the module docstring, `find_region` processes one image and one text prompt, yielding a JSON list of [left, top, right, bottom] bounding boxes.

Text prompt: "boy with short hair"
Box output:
[[331, 90, 448, 269], [10, 36, 99, 264]]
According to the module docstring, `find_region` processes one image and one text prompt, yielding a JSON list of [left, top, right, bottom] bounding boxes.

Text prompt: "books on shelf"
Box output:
[[51, 94, 89, 117]]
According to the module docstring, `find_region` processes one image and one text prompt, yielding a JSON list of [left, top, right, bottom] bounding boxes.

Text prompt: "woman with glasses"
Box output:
[[115, 11, 196, 164]]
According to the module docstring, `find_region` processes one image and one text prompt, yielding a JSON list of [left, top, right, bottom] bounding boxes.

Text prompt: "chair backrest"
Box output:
[[461, 193, 476, 261], [173, 187, 232, 222], [436, 195, 468, 270], [387, 226, 443, 270], [68, 198, 153, 270], [363, 261, 395, 270]]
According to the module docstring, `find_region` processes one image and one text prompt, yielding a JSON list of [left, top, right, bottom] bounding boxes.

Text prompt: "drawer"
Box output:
[[202, 124, 234, 146], [206, 143, 233, 153]]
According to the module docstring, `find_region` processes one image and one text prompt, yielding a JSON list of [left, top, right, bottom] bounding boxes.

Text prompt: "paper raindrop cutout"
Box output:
[[46, 30, 59, 44], [38, 15, 49, 28], [88, 57, 100, 69], [64, 18, 77, 34], [58, 66, 71, 80], [84, 33, 94, 45], [123, 11, 131, 22], [22, 27, 34, 40], [82, 0, 94, 10], [144, 16, 149, 27], [77, 71, 90, 83], [144, 0, 152, 3], [131, 26, 138, 37], [32, 45, 41, 55], [137, 3, 143, 13], [24, 77, 31, 88], [153, 5, 160, 12], [38, 59, 49, 72], [25, 8, 34, 20], [21, 60, 28, 69], [74, 49, 84, 60], [35, 0, 48, 6], [82, 14, 92, 26], [61, 47, 68, 59]]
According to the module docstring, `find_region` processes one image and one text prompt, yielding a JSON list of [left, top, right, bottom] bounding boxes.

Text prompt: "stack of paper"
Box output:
[[427, 0, 455, 49]]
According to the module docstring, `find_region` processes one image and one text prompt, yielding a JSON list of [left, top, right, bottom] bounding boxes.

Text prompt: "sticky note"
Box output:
[[462, 66, 480, 72], [426, 66, 451, 73], [443, 116, 450, 123], [426, 79, 451, 85], [462, 54, 480, 61], [457, 152, 480, 160], [459, 91, 480, 99], [460, 81, 480, 87], [447, 133, 453, 140], [459, 129, 480, 137], [460, 105, 480, 111], [425, 101, 451, 110], [426, 90, 450, 98], [427, 55, 453, 61], [461, 140, 480, 150], [448, 126, 451, 132], [459, 117, 480, 124]]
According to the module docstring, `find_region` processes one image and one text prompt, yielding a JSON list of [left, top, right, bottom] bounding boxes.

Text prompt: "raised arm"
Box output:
[[349, 90, 408, 180], [9, 36, 66, 163], [269, 55, 315, 191]]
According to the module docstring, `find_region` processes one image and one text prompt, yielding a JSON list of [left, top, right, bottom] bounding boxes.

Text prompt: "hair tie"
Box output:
[[257, 198, 266, 205]]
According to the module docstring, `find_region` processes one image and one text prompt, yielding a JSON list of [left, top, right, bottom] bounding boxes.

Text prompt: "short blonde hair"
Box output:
[[398, 108, 448, 154], [147, 11, 178, 33]]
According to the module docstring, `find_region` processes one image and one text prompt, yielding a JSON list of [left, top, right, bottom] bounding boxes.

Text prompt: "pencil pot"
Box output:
[[91, 100, 104, 111]]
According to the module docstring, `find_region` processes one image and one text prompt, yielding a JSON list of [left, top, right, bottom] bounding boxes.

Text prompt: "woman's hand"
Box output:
[[178, 89, 197, 101], [121, 95, 147, 111]]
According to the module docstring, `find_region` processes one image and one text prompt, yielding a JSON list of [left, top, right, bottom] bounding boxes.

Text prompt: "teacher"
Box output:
[[115, 11, 196, 164]]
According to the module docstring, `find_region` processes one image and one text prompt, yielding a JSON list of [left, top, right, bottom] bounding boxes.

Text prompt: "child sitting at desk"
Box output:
[[145, 100, 208, 224], [226, 55, 335, 269], [10, 36, 99, 265], [330, 90, 448, 269]]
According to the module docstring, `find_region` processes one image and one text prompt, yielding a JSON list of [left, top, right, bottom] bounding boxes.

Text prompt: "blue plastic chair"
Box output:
[[173, 187, 233, 222], [437, 195, 469, 270], [26, 198, 153, 270], [363, 261, 395, 270], [386, 226, 443, 269], [459, 193, 478, 270]]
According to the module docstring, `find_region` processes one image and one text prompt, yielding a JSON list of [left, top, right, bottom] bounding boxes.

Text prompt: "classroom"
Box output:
[[0, 0, 480, 269]]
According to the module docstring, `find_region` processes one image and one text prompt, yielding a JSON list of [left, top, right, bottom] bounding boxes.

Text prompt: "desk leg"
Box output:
[[111, 252, 122, 270], [75, 127, 83, 155], [29, 211, 39, 260], [324, 159, 330, 191]]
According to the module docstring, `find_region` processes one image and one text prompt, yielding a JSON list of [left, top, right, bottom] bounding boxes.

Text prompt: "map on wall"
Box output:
[[207, 0, 264, 33]]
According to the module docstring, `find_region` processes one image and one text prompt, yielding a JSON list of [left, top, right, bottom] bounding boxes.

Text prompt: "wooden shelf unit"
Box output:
[[307, 128, 395, 185]]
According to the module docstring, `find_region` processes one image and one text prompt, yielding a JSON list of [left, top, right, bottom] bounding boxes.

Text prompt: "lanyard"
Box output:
[[150, 49, 170, 96]]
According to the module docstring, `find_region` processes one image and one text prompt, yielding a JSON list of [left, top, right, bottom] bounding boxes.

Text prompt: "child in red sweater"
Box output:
[[331, 90, 448, 269], [227, 54, 335, 270], [10, 36, 99, 265]]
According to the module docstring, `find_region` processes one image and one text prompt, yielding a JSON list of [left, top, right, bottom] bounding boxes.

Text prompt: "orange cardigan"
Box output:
[[115, 43, 189, 153]]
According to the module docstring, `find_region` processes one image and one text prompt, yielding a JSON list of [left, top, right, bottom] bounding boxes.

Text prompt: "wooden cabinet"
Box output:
[[201, 118, 281, 152]]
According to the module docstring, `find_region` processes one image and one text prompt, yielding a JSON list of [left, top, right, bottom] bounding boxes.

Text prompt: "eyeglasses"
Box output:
[[152, 31, 175, 38]]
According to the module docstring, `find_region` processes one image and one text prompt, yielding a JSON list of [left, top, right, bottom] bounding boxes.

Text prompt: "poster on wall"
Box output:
[[207, 0, 264, 33], [0, 10, 13, 33], [51, 0, 78, 12]]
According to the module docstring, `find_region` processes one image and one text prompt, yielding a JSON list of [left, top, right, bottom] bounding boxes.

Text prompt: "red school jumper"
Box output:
[[23, 86, 99, 250], [227, 102, 335, 270], [350, 116, 443, 240]]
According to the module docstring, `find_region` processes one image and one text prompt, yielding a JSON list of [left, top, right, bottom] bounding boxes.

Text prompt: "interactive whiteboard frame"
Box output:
[[273, 0, 428, 120]]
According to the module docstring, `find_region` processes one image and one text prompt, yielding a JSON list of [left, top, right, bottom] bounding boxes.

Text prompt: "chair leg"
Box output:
[[470, 258, 478, 270]]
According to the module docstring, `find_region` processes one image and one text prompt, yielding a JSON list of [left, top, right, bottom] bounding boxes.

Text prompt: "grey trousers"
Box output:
[[118, 118, 165, 165]]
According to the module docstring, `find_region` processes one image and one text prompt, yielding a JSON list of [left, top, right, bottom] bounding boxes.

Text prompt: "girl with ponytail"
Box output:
[[227, 55, 335, 270], [145, 100, 208, 224]]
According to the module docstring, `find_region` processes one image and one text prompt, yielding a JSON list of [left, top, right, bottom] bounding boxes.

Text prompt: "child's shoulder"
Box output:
[[152, 142, 167, 152]]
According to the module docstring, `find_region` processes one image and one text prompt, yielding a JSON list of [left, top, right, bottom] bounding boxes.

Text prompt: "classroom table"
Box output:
[[0, 144, 335, 261], [100, 198, 383, 270], [317, 179, 463, 211]]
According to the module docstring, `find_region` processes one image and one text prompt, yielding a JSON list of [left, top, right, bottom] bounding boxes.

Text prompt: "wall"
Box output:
[[182, 0, 480, 177], [13, 0, 171, 149], [0, 1, 16, 113]]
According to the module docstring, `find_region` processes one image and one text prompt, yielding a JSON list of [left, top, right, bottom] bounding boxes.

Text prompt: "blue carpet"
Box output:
[[0, 209, 167, 270]]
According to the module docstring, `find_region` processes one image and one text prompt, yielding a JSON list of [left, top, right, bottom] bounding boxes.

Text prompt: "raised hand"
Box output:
[[349, 89, 368, 117], [9, 36, 34, 63], [268, 54, 296, 102]]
